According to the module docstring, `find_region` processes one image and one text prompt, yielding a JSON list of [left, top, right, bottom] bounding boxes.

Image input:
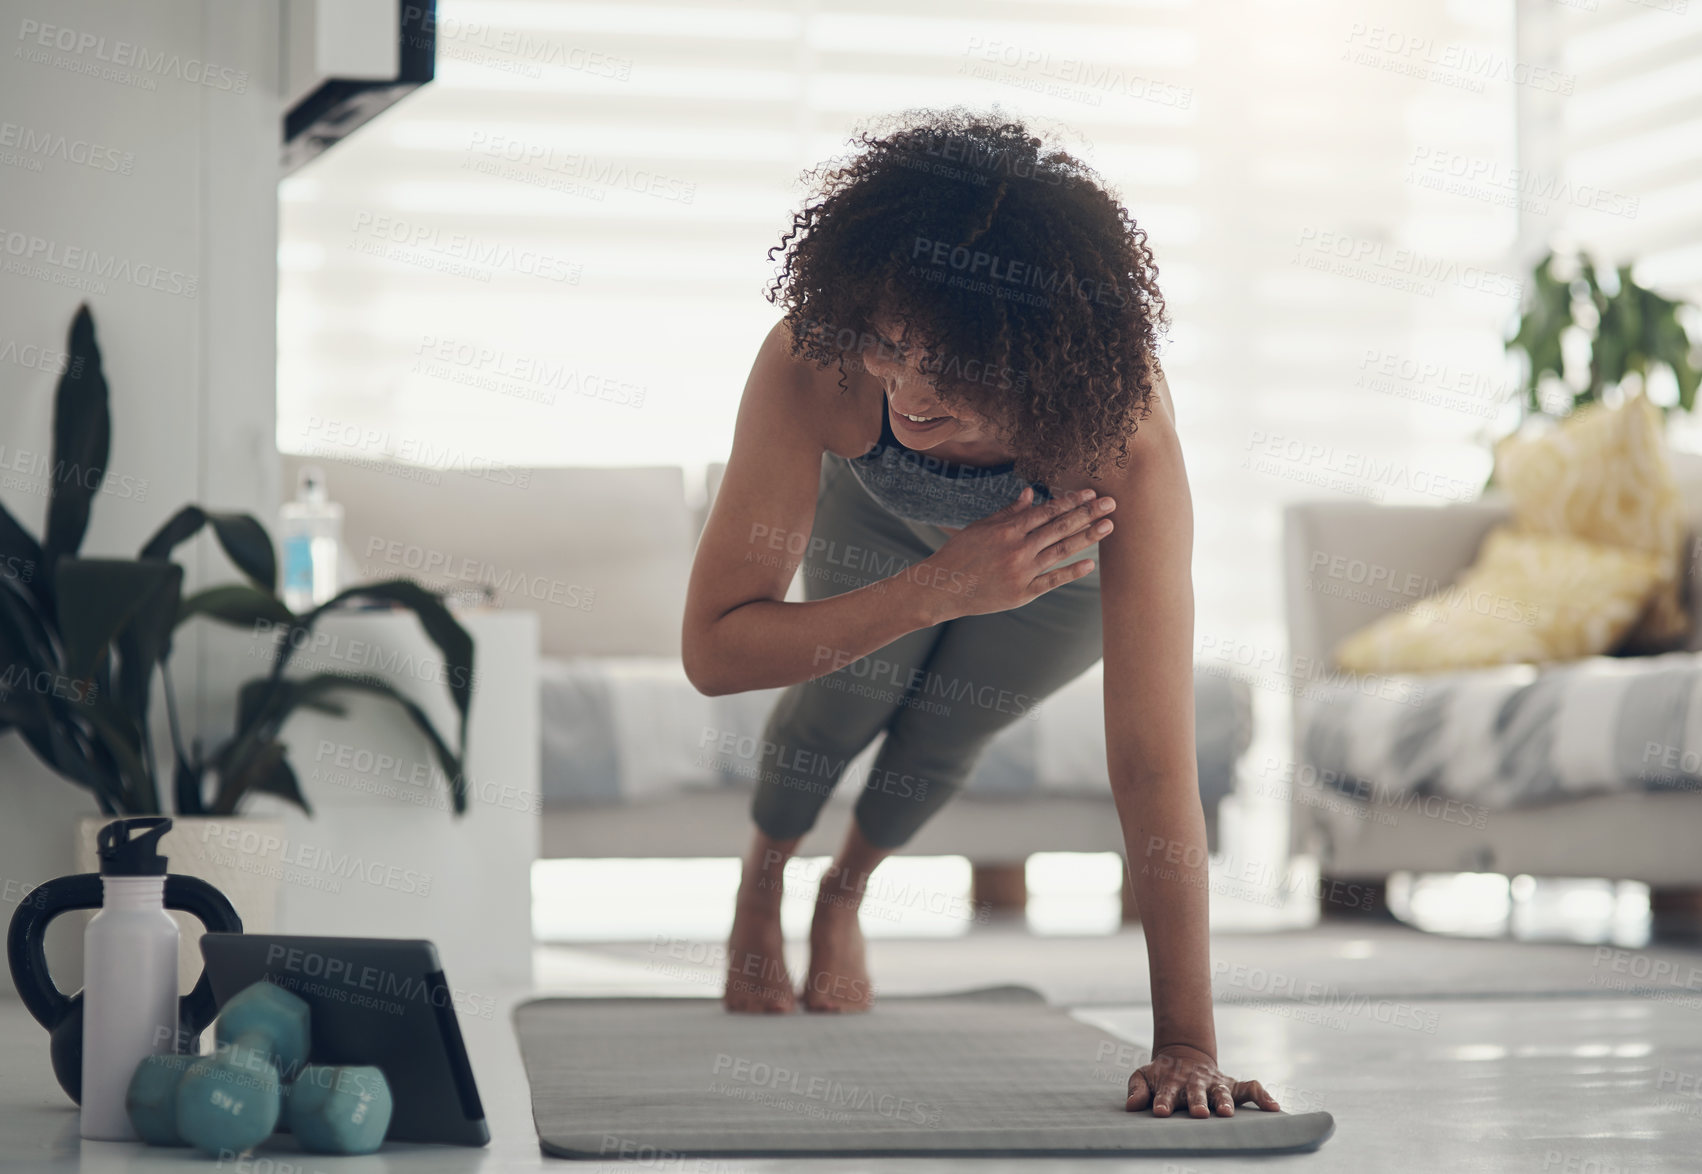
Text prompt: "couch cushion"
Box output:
[[1334, 527, 1664, 673], [1495, 393, 1688, 649]]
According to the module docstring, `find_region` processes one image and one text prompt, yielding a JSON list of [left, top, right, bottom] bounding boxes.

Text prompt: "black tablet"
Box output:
[[199, 933, 489, 1147]]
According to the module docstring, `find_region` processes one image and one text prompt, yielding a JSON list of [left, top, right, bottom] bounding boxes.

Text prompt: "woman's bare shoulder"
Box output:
[[1044, 362, 1181, 498], [753, 319, 881, 461]]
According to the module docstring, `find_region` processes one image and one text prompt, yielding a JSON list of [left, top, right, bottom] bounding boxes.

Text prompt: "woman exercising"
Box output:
[[681, 111, 1278, 1119]]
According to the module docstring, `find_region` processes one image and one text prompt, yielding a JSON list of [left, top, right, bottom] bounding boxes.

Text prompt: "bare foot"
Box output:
[[724, 835, 799, 1013], [804, 871, 875, 1012], [723, 900, 796, 1012]]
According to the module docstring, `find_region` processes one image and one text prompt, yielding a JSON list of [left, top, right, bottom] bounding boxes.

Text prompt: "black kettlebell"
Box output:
[[7, 867, 242, 1104]]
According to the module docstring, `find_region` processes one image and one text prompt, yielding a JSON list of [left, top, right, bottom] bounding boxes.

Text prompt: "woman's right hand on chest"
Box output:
[[914, 487, 1114, 619]]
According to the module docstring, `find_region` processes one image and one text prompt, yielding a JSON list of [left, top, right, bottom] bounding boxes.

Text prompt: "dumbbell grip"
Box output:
[[217, 1029, 279, 1070]]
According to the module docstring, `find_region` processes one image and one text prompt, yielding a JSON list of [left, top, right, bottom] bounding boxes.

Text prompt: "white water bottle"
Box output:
[[80, 818, 180, 1141]]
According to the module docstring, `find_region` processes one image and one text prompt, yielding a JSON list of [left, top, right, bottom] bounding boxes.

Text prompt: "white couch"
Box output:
[[282, 454, 1252, 867], [1282, 498, 1702, 894]]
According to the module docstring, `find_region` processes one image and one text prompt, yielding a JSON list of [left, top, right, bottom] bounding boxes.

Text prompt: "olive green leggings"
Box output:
[[750, 453, 1105, 850]]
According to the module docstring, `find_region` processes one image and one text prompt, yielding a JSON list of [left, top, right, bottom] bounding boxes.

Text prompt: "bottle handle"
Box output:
[[5, 872, 243, 1038]]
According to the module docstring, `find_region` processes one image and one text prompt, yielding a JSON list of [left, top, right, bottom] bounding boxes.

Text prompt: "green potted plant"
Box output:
[[1, 305, 475, 965], [1506, 250, 1700, 420]]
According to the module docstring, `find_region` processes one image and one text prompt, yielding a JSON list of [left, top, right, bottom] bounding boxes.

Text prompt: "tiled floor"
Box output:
[[5, 923, 1701, 1172]]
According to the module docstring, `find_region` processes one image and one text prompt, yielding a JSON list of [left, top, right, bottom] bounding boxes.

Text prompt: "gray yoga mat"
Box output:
[[514, 986, 1334, 1158]]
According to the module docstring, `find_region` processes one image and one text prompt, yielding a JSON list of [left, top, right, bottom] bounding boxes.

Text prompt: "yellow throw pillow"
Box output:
[[1334, 527, 1664, 674], [1493, 393, 1687, 649]]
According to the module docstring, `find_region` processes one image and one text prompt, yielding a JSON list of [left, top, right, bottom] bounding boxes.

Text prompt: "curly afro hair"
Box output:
[[766, 108, 1169, 485]]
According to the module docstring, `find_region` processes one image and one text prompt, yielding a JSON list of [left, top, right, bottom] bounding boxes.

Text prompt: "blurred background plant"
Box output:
[[1507, 250, 1702, 421]]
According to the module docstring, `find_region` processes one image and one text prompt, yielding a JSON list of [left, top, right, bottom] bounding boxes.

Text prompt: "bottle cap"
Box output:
[[96, 817, 172, 876], [297, 465, 328, 506]]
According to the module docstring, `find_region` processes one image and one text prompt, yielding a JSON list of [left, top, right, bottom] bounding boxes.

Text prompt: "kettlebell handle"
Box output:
[[6, 872, 243, 1043]]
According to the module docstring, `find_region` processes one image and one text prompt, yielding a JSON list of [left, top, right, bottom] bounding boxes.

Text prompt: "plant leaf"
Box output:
[[52, 558, 182, 682], [253, 748, 310, 813], [51, 558, 178, 814], [141, 506, 278, 593], [174, 753, 206, 817], [83, 696, 158, 815], [295, 579, 475, 751], [0, 578, 123, 812], [112, 562, 186, 809], [0, 501, 44, 610], [1506, 252, 1574, 412], [210, 739, 311, 817], [297, 674, 467, 814], [234, 675, 345, 732], [177, 584, 295, 630], [42, 305, 110, 577], [0, 575, 57, 675], [216, 672, 466, 815], [36, 717, 119, 813]]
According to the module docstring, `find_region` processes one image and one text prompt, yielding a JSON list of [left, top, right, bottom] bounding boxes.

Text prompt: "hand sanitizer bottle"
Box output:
[[281, 465, 344, 612], [81, 818, 179, 1140]]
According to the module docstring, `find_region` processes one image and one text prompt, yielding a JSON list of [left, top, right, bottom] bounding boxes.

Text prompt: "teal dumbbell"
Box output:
[[175, 982, 312, 1154], [285, 1065, 393, 1154], [126, 1053, 199, 1145]]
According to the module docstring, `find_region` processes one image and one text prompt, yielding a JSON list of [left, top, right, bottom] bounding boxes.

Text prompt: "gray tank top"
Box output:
[[845, 407, 1053, 528]]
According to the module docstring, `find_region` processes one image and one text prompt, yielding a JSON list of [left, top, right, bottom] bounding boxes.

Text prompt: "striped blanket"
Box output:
[[1298, 651, 1702, 811]]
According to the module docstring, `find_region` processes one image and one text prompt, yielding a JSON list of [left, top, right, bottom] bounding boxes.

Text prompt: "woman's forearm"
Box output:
[[1115, 776, 1218, 1057], [685, 569, 956, 696]]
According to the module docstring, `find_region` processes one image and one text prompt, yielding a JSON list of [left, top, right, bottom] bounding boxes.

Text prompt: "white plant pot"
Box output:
[[73, 815, 282, 996]]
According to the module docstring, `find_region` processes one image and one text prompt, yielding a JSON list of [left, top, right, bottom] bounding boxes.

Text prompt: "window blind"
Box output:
[[278, 0, 1524, 697]]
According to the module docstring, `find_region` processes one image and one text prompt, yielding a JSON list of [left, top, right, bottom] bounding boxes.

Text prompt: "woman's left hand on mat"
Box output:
[[1125, 1044, 1280, 1117]]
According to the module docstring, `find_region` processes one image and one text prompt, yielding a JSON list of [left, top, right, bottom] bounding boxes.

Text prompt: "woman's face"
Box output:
[[861, 320, 998, 450]]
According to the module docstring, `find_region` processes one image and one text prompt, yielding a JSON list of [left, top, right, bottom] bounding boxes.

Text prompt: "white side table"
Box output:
[[270, 609, 539, 993]]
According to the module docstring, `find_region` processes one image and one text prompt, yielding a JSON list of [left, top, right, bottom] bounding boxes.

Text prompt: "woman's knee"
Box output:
[[761, 685, 884, 769], [850, 766, 960, 850]]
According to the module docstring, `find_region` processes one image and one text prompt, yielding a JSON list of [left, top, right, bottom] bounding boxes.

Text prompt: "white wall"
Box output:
[[0, 0, 281, 568], [0, 0, 283, 747], [0, 0, 282, 989]]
